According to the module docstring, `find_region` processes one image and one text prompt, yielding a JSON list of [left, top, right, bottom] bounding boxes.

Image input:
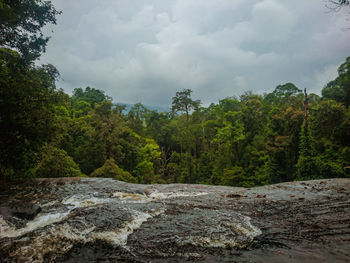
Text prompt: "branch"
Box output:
[[325, 0, 350, 29], [325, 0, 349, 12]]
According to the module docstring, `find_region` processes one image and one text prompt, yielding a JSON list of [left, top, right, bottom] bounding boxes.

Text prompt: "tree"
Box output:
[[326, 0, 350, 11], [171, 89, 201, 181], [134, 139, 162, 183], [171, 89, 201, 150], [73, 100, 91, 118], [210, 111, 246, 184], [66, 98, 143, 176], [0, 49, 62, 179], [322, 56, 350, 107], [326, 0, 350, 28], [114, 103, 127, 115], [296, 120, 318, 180], [34, 145, 83, 178], [311, 100, 348, 143], [91, 158, 137, 183], [265, 83, 302, 105], [240, 93, 266, 142], [171, 89, 201, 122], [0, 0, 61, 62], [127, 103, 150, 135], [265, 99, 304, 182], [72, 87, 109, 108], [0, 0, 61, 180]]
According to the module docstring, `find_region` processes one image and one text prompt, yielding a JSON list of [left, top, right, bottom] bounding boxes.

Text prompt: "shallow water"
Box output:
[[1, 178, 349, 262]]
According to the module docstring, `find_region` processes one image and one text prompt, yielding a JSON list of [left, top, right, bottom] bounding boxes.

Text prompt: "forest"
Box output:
[[1, 0, 350, 187]]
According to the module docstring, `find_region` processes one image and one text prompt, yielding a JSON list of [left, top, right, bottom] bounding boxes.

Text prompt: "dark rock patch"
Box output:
[[52, 240, 141, 263], [0, 202, 41, 220]]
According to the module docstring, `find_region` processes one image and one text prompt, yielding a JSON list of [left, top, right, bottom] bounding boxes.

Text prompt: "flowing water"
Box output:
[[1, 178, 349, 262], [0, 178, 261, 262]]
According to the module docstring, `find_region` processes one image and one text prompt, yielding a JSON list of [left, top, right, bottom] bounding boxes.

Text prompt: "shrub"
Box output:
[[34, 145, 83, 178], [91, 158, 137, 183]]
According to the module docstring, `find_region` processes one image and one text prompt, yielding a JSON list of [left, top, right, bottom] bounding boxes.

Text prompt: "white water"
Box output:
[[179, 215, 262, 249], [112, 192, 149, 203], [6, 208, 165, 262], [0, 212, 71, 238], [62, 195, 114, 208], [10, 223, 95, 263], [93, 208, 164, 247], [0, 195, 113, 239], [1, 189, 262, 262], [0, 192, 168, 262], [0, 216, 15, 237], [112, 190, 208, 203], [149, 190, 208, 200]]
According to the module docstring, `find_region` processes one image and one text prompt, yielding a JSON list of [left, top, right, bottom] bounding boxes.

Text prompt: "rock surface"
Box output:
[[0, 178, 349, 262]]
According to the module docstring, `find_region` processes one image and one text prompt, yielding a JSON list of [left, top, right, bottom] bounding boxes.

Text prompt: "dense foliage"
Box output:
[[0, 0, 60, 62], [1, 0, 349, 185]]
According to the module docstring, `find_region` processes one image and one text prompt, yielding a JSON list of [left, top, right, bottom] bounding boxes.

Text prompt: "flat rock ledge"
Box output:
[[0, 178, 349, 262]]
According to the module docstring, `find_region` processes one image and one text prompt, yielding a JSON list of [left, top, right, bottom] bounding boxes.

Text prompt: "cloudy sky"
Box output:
[[40, 0, 350, 107]]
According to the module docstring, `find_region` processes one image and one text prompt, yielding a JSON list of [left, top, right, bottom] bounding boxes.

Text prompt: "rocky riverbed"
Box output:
[[0, 178, 349, 262]]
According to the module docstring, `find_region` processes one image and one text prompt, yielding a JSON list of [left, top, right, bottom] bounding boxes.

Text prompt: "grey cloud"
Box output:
[[40, 0, 350, 107]]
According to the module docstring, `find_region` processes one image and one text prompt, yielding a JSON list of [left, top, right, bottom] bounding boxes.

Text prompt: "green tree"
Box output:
[[171, 89, 201, 122], [197, 153, 212, 184], [265, 83, 302, 105], [322, 56, 350, 107], [73, 100, 92, 118], [240, 92, 266, 142], [134, 139, 162, 183], [72, 87, 110, 108], [210, 110, 246, 185], [220, 166, 245, 187], [171, 89, 200, 151], [0, 0, 61, 62], [311, 99, 348, 143], [66, 99, 142, 176], [265, 102, 304, 182], [127, 103, 150, 135], [91, 158, 137, 183], [0, 49, 62, 179], [296, 120, 318, 179], [34, 145, 83, 178], [307, 100, 349, 178]]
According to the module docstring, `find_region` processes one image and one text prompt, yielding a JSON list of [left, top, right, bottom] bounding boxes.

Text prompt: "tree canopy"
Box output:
[[322, 57, 350, 107], [1, 0, 349, 186], [172, 89, 201, 121], [0, 0, 61, 62]]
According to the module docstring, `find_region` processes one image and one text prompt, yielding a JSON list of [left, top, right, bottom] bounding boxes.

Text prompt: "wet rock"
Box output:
[[53, 240, 142, 263], [0, 178, 350, 262], [0, 202, 41, 220]]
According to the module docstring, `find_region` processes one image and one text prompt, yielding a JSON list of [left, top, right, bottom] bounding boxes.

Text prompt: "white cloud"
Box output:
[[40, 0, 350, 106]]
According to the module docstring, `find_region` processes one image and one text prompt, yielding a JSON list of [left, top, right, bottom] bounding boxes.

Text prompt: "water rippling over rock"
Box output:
[[1, 178, 349, 262]]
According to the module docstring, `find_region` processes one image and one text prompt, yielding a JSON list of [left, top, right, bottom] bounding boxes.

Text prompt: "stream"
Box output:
[[1, 178, 349, 262]]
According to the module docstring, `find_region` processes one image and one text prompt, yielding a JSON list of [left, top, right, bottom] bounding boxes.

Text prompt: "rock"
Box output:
[[8, 202, 41, 220], [0, 178, 349, 263]]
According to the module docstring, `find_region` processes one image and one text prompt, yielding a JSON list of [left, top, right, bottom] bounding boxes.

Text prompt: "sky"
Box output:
[[40, 0, 350, 107]]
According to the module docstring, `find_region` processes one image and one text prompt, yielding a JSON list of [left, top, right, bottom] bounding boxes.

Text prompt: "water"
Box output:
[[112, 190, 208, 203], [0, 178, 263, 262], [93, 208, 165, 247]]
